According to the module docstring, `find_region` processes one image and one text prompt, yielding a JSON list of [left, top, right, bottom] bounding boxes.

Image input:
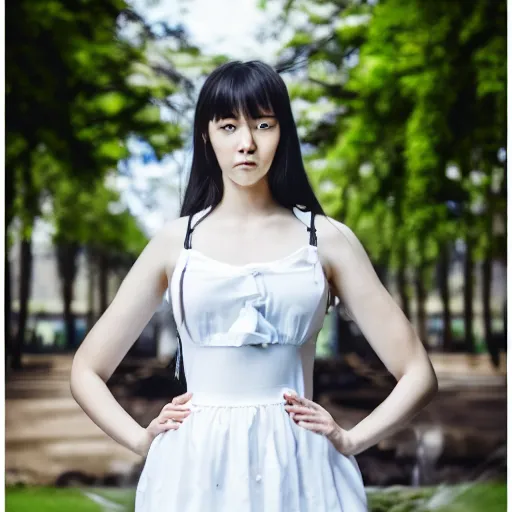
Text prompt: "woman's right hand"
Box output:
[[137, 391, 193, 457]]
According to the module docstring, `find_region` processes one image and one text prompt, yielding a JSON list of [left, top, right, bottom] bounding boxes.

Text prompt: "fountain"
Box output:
[[411, 424, 445, 486]]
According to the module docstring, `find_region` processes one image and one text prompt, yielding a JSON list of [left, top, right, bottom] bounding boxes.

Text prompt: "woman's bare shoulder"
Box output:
[[157, 215, 191, 272], [162, 215, 190, 240], [314, 214, 359, 280], [315, 214, 354, 244]]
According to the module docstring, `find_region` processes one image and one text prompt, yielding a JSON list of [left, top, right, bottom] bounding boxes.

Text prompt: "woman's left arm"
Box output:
[[317, 217, 438, 456]]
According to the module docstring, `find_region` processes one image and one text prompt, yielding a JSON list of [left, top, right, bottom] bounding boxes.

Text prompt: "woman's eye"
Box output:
[[220, 121, 272, 132]]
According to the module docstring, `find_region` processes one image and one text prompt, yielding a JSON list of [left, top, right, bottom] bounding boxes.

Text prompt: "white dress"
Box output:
[[135, 206, 368, 511]]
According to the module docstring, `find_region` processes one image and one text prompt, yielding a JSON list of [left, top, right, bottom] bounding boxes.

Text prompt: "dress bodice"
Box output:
[[165, 206, 330, 400]]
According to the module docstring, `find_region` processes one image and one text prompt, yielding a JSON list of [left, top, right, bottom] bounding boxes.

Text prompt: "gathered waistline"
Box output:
[[188, 386, 297, 407]]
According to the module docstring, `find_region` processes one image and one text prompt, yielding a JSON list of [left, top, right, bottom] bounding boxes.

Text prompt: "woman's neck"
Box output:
[[215, 178, 282, 220]]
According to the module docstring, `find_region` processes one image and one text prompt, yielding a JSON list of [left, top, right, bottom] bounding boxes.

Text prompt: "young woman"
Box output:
[[70, 60, 438, 511]]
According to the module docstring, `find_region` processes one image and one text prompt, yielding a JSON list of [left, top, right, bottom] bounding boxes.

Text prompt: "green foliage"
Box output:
[[5, 486, 102, 511], [51, 172, 147, 258], [287, 31, 315, 47], [366, 482, 506, 512], [274, 0, 506, 277], [6, 0, 200, 257], [5, 483, 506, 511]]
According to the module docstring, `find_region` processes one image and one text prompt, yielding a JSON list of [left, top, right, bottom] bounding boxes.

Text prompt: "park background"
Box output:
[[5, 0, 507, 511]]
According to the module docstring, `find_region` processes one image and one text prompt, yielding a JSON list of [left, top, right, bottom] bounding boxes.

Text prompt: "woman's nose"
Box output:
[[238, 127, 256, 152]]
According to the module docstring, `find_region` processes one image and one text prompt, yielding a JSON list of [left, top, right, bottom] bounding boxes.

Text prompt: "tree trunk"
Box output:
[[375, 250, 390, 289], [57, 242, 80, 350], [86, 246, 96, 333], [482, 256, 498, 366], [99, 251, 109, 314], [438, 243, 452, 351], [397, 246, 411, 319], [5, 244, 12, 368], [499, 157, 506, 352], [5, 161, 14, 370], [412, 236, 429, 345], [502, 298, 507, 352], [13, 235, 33, 370], [481, 164, 498, 365], [375, 263, 389, 289], [414, 258, 428, 346], [463, 235, 475, 353]]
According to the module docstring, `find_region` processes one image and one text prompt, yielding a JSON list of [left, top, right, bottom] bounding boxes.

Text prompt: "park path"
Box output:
[[6, 355, 142, 486]]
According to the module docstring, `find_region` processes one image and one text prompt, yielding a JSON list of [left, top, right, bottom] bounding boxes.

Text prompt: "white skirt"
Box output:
[[135, 390, 368, 511]]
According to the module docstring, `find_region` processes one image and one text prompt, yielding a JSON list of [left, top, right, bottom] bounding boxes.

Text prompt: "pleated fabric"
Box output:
[[135, 395, 367, 511]]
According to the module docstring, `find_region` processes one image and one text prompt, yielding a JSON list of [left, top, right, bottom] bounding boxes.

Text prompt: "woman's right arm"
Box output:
[[70, 219, 184, 457]]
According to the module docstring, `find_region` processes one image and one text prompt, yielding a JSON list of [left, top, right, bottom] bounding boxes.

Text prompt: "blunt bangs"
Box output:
[[202, 62, 285, 124]]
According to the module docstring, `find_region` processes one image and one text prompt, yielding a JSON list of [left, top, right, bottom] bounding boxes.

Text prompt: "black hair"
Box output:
[[179, 60, 326, 218]]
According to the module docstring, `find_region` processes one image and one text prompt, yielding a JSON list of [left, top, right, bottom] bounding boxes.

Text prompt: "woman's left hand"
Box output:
[[283, 392, 357, 456]]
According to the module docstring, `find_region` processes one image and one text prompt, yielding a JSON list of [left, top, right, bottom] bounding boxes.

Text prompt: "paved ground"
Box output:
[[6, 356, 142, 486], [5, 353, 507, 485]]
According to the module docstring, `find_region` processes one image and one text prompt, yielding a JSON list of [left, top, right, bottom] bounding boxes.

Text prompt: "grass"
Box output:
[[5, 487, 102, 512], [367, 486, 435, 512], [88, 487, 136, 508], [367, 482, 506, 512], [430, 482, 506, 512], [5, 483, 506, 511]]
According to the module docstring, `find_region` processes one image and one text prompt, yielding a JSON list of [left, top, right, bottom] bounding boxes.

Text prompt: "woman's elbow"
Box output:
[[69, 354, 83, 400], [69, 352, 95, 400], [405, 351, 439, 402], [417, 356, 438, 405]]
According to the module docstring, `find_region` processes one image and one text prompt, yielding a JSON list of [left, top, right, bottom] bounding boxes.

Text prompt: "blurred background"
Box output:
[[5, 0, 507, 510]]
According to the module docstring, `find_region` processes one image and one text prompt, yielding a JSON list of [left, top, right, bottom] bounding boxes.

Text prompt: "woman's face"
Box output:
[[207, 110, 280, 187]]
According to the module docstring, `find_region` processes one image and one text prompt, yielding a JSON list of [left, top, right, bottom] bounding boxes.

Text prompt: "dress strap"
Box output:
[[184, 214, 194, 249], [292, 206, 317, 247], [292, 206, 330, 312], [184, 206, 213, 249], [307, 211, 317, 246]]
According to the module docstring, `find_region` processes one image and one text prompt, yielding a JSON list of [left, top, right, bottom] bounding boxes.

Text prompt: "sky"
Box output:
[[121, 0, 290, 236], [133, 0, 285, 60]]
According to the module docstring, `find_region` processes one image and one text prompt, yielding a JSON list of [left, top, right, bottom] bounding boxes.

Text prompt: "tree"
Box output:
[[268, 0, 505, 361], [6, 0, 196, 368]]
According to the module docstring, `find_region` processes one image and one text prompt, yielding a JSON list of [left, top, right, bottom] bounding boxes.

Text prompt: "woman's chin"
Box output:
[[229, 171, 268, 187]]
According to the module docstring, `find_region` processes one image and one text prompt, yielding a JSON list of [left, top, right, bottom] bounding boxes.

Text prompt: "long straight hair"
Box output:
[[179, 60, 326, 218]]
